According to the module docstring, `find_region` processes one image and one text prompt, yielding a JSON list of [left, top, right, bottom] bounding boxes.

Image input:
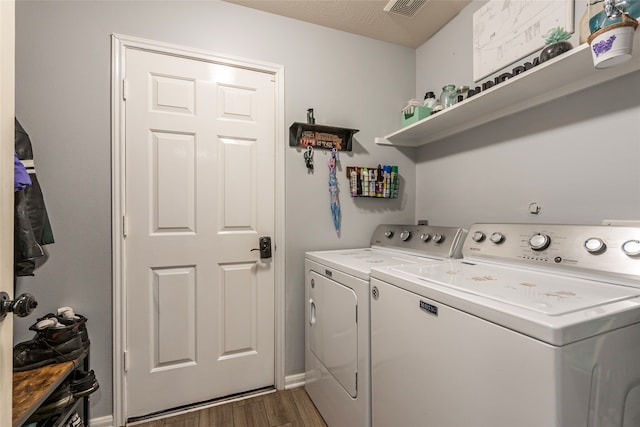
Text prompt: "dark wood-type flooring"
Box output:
[[130, 387, 328, 427]]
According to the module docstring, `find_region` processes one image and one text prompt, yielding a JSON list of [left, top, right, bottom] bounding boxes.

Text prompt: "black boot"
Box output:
[[56, 307, 90, 348], [13, 317, 85, 372], [31, 309, 90, 349], [70, 368, 100, 397]]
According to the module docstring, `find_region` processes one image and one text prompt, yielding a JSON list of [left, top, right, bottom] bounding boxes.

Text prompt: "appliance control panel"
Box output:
[[370, 224, 467, 259], [463, 223, 640, 281]]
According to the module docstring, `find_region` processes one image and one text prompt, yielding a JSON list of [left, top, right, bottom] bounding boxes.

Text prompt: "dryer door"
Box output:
[[308, 270, 358, 397]]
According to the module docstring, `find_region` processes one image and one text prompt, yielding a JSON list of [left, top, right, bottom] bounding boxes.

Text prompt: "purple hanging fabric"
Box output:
[[14, 152, 32, 192]]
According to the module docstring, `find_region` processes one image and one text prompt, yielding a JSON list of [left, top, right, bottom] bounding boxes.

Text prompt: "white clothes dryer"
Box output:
[[305, 224, 466, 427], [370, 223, 640, 427]]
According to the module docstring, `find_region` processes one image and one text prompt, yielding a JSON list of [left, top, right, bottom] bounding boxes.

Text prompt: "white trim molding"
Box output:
[[89, 415, 115, 427], [284, 373, 306, 390], [0, 1, 14, 425], [111, 33, 286, 427]]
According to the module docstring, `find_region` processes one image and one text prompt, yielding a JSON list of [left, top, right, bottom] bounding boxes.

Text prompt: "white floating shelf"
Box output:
[[378, 31, 640, 147]]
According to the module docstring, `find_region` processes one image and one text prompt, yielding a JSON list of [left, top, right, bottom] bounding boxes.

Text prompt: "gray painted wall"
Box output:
[[14, 0, 416, 419], [415, 1, 640, 229], [16, 0, 635, 422]]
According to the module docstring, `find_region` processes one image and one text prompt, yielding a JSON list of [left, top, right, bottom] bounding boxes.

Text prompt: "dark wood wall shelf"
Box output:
[[289, 122, 358, 151], [13, 350, 90, 427]]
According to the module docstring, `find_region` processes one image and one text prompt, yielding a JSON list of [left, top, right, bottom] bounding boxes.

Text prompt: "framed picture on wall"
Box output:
[[472, 0, 574, 82]]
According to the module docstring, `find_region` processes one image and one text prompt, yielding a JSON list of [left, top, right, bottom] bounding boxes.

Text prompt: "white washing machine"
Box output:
[[305, 224, 467, 427], [370, 223, 640, 427]]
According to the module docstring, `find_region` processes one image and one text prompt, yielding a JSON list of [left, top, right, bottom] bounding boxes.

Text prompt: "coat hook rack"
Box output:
[[289, 122, 358, 152]]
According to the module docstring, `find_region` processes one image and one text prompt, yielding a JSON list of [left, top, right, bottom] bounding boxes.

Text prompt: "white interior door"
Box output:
[[0, 1, 15, 425], [123, 46, 276, 418]]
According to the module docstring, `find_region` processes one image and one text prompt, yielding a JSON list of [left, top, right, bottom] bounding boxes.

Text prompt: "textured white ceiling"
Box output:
[[223, 0, 470, 48]]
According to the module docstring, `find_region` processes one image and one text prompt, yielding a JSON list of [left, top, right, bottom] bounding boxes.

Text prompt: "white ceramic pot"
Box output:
[[588, 14, 639, 68]]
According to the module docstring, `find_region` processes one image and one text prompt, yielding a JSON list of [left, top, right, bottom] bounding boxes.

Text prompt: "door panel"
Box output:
[[220, 138, 255, 228], [308, 271, 358, 397], [219, 262, 257, 357], [152, 131, 196, 232], [153, 266, 196, 368], [125, 47, 275, 418]]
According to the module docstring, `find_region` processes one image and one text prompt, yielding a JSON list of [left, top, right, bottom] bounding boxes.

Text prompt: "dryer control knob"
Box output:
[[529, 233, 551, 251], [420, 233, 431, 242], [490, 232, 505, 244], [384, 230, 394, 238], [433, 234, 444, 243], [471, 231, 486, 242], [400, 230, 411, 241], [622, 240, 640, 256], [584, 238, 606, 254]]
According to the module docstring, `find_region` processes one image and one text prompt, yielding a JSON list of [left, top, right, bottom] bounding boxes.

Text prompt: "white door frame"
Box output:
[[0, 1, 15, 425], [110, 33, 286, 426]]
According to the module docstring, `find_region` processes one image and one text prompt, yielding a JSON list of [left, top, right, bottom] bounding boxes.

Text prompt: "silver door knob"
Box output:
[[0, 292, 38, 322]]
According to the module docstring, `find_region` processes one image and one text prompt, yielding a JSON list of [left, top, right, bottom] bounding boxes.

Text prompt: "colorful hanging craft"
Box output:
[[328, 148, 340, 235]]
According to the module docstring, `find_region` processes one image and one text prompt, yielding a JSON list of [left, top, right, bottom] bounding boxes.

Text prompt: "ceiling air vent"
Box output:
[[383, 0, 428, 17]]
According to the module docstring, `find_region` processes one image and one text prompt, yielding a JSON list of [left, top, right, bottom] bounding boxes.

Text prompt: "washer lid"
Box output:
[[306, 247, 438, 280], [396, 261, 640, 316], [375, 260, 640, 345]]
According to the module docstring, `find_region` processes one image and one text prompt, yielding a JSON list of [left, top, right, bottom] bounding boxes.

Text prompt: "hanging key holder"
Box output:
[[304, 145, 314, 172]]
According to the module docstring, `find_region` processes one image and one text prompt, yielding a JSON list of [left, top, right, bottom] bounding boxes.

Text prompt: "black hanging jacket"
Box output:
[[14, 118, 55, 276]]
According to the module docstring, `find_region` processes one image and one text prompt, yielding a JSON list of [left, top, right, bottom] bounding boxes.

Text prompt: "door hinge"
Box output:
[[122, 215, 128, 238], [123, 79, 129, 101], [123, 350, 129, 372]]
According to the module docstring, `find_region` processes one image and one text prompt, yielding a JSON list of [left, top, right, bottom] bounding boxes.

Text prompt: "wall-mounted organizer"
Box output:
[[289, 122, 359, 152], [346, 166, 398, 198]]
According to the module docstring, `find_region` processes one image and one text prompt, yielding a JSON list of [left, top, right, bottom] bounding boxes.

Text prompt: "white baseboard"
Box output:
[[284, 372, 305, 389], [90, 415, 114, 426]]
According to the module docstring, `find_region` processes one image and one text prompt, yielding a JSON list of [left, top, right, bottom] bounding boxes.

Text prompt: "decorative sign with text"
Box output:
[[473, 0, 574, 82]]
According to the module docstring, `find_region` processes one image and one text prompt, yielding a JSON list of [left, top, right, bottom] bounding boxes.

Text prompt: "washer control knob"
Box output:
[[490, 232, 505, 244], [622, 240, 640, 256], [420, 233, 431, 242], [433, 234, 444, 244], [384, 230, 394, 238], [584, 238, 606, 254], [400, 230, 411, 241], [529, 233, 551, 251], [471, 231, 486, 242]]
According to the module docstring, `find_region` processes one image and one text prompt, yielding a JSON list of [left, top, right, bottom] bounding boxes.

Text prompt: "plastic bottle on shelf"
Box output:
[[423, 91, 437, 109], [369, 169, 376, 196], [362, 167, 369, 196], [390, 166, 398, 198], [384, 165, 391, 198], [350, 168, 358, 197]]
